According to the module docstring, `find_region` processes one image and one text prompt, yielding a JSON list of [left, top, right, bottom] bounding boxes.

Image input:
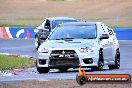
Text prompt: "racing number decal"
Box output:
[[108, 28, 113, 35]]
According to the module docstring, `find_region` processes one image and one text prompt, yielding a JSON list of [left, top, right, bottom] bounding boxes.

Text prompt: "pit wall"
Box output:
[[0, 27, 132, 40]]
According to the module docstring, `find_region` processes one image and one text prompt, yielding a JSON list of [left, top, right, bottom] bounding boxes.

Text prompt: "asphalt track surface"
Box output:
[[0, 39, 132, 82]]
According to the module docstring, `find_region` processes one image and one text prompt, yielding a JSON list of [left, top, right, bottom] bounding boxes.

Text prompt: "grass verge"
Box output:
[[0, 23, 38, 27], [0, 23, 132, 28], [0, 55, 35, 70]]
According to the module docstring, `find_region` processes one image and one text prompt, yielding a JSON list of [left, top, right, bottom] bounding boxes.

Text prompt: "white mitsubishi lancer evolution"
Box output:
[[36, 22, 120, 73]]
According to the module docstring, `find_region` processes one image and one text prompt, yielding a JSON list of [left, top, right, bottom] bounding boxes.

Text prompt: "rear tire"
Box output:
[[37, 67, 49, 73], [109, 48, 120, 69], [91, 49, 104, 71]]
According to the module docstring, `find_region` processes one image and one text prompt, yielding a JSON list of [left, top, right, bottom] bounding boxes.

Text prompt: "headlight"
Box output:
[[78, 47, 94, 53], [38, 48, 49, 53]]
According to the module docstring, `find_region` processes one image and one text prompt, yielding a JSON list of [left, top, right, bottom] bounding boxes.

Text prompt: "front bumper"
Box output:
[[37, 50, 99, 68]]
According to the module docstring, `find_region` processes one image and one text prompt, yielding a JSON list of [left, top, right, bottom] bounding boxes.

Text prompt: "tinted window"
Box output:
[[52, 20, 77, 29], [49, 25, 97, 40]]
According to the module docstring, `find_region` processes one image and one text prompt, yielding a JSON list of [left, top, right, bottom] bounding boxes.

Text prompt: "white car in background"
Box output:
[[36, 22, 120, 73], [34, 17, 78, 49]]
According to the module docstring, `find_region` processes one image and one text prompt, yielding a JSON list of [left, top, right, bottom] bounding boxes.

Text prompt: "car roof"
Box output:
[[46, 17, 77, 21], [59, 22, 102, 26]]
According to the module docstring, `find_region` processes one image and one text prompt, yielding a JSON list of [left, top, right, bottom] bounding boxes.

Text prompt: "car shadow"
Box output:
[[49, 68, 111, 73]]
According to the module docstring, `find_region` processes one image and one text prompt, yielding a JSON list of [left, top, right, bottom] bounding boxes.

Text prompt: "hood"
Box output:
[[39, 39, 97, 50]]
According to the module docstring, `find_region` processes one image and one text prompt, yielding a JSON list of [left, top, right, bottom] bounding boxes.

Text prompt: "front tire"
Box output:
[[35, 36, 40, 50], [109, 48, 120, 69], [91, 49, 104, 71], [37, 67, 49, 73]]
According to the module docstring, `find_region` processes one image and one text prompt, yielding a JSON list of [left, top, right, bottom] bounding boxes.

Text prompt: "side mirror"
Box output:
[[40, 35, 48, 40], [44, 26, 50, 29], [100, 34, 109, 40]]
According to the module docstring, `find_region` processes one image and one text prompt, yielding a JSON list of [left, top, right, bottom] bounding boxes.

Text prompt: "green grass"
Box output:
[[110, 26, 132, 28], [0, 23, 132, 28], [0, 55, 35, 70], [0, 23, 38, 27], [0, 16, 132, 27]]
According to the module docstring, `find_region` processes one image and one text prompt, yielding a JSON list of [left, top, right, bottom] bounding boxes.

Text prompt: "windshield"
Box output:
[[52, 20, 77, 29], [49, 25, 97, 40]]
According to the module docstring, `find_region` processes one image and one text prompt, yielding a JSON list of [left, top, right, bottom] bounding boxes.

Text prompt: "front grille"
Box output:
[[49, 50, 79, 66], [49, 59, 79, 66], [51, 50, 76, 54], [50, 50, 78, 59]]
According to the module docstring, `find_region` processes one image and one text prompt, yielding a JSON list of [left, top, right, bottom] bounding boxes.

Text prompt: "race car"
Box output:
[[34, 17, 78, 49], [36, 22, 120, 73]]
